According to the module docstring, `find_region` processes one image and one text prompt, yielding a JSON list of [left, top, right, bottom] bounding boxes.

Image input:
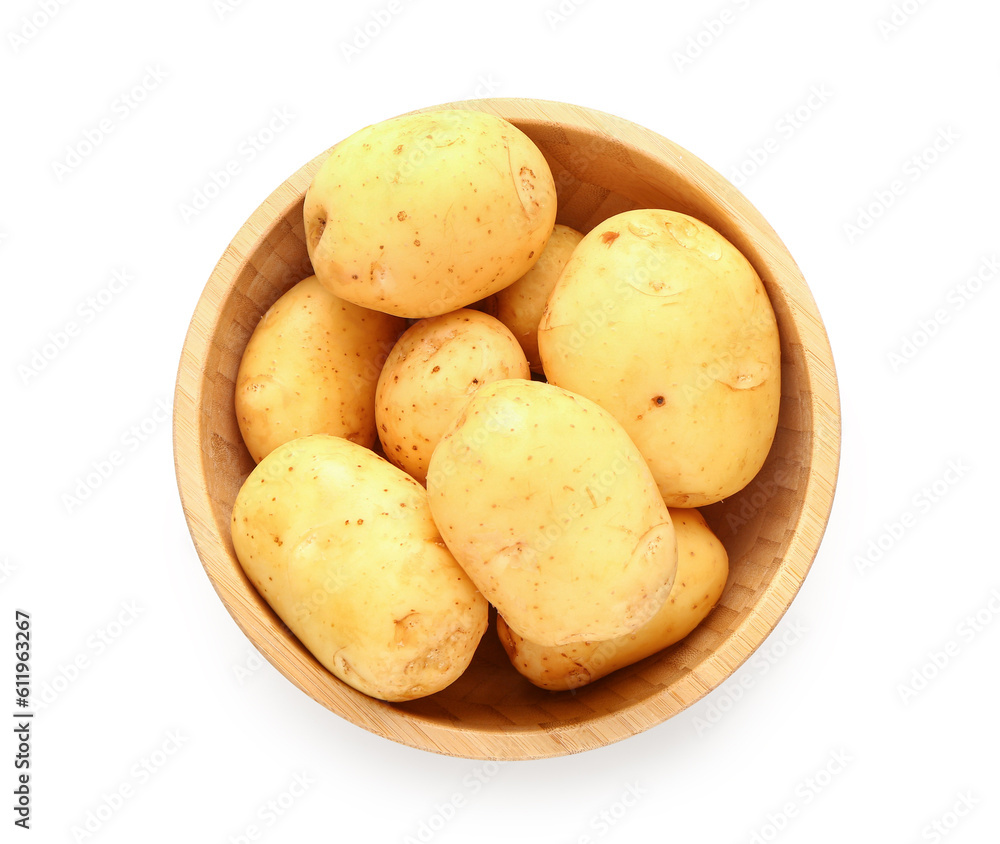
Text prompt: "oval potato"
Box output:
[[235, 275, 404, 463], [495, 223, 583, 372], [426, 379, 677, 647], [304, 109, 557, 318], [497, 507, 729, 690], [538, 208, 781, 507], [376, 309, 530, 484], [231, 434, 488, 702]]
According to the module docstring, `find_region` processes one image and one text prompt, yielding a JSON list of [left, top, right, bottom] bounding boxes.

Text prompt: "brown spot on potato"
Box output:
[[334, 652, 353, 675], [393, 612, 421, 647], [309, 216, 326, 250], [601, 230, 620, 245]]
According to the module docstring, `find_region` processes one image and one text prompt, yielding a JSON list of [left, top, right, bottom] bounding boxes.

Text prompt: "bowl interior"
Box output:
[[174, 99, 839, 759]]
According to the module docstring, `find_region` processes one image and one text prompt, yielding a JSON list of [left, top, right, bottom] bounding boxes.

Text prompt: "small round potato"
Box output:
[[235, 275, 404, 463], [495, 224, 583, 372], [426, 379, 677, 647], [304, 109, 557, 318], [376, 309, 530, 484], [497, 507, 729, 690], [231, 434, 488, 702], [538, 208, 781, 507]]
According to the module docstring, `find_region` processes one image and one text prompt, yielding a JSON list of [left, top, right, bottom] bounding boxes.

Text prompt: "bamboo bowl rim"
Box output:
[[173, 97, 840, 760]]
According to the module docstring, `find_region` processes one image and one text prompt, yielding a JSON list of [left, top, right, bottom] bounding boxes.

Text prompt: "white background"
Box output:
[[3, 0, 998, 841]]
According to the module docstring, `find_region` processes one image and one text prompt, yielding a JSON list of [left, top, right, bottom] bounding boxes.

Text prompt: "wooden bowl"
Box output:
[[173, 98, 840, 760]]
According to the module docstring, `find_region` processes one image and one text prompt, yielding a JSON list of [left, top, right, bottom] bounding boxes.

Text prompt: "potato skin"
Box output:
[[304, 109, 557, 318], [230, 434, 488, 702], [235, 275, 404, 464], [426, 379, 677, 647], [376, 309, 530, 484], [497, 508, 729, 690], [494, 224, 583, 372], [538, 208, 780, 507]]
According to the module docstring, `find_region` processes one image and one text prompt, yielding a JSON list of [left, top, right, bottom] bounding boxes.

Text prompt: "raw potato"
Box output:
[[230, 434, 488, 702], [538, 208, 781, 507], [376, 309, 530, 484], [426, 379, 677, 647], [235, 275, 404, 463], [495, 224, 583, 372], [304, 109, 557, 318], [497, 507, 729, 690]]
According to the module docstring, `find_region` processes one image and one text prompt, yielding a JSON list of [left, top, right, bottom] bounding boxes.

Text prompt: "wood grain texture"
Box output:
[[173, 98, 841, 760]]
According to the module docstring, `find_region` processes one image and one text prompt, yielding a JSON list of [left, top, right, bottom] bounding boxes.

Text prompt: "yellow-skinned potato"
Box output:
[[304, 109, 557, 318], [376, 309, 530, 484], [426, 379, 677, 647], [495, 224, 583, 372], [538, 208, 780, 507], [235, 275, 404, 463], [231, 434, 488, 702], [497, 507, 729, 690]]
